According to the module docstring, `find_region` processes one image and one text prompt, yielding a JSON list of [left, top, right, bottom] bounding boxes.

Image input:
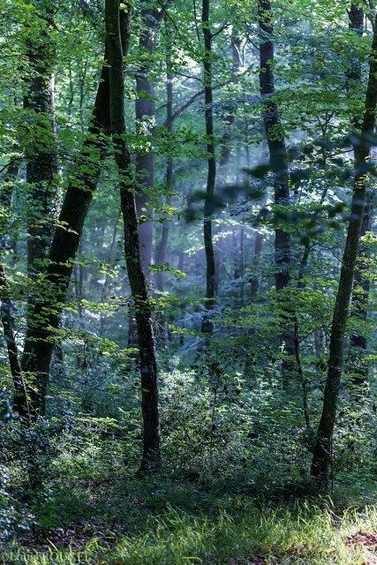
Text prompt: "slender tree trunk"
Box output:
[[106, 0, 161, 473], [219, 31, 241, 169], [155, 24, 174, 294], [311, 14, 377, 487], [257, 0, 290, 291], [201, 0, 216, 335], [154, 28, 174, 359], [348, 199, 371, 388], [347, 3, 371, 389], [134, 4, 159, 274], [257, 0, 294, 379]]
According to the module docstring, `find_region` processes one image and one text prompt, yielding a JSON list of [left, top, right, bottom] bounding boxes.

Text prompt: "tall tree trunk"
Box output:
[[15, 55, 112, 421], [201, 0, 216, 335], [154, 21, 174, 294], [219, 31, 242, 169], [257, 0, 294, 379], [106, 0, 161, 473], [134, 4, 159, 274], [23, 3, 58, 278], [154, 23, 174, 359], [347, 3, 371, 390], [348, 199, 371, 389], [257, 0, 290, 291], [311, 14, 377, 487]]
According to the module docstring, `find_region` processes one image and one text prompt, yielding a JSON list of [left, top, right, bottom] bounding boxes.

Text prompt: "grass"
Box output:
[[4, 498, 377, 564], [3, 413, 377, 565]]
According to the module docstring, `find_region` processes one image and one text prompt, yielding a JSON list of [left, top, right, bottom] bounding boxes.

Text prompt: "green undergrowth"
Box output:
[[5, 499, 377, 564], [2, 402, 377, 565]]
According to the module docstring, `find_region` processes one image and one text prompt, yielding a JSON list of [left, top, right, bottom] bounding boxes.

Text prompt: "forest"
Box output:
[[2, 0, 377, 563]]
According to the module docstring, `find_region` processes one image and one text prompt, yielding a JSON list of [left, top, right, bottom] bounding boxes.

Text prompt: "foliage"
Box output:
[[1, 0, 377, 561]]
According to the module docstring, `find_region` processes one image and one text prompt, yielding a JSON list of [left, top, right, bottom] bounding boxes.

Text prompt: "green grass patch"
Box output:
[[5, 500, 377, 564]]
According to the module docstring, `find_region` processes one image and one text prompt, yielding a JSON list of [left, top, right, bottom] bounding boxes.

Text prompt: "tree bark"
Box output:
[[257, 0, 294, 379], [0, 165, 27, 416], [23, 3, 58, 278], [347, 3, 371, 390], [15, 52, 112, 420], [134, 3, 160, 274], [311, 13, 377, 487], [201, 0, 216, 335], [106, 0, 161, 473], [257, 0, 290, 291]]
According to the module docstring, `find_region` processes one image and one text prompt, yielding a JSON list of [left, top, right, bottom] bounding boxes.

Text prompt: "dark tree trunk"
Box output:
[[134, 4, 160, 274], [257, 0, 290, 291], [311, 14, 377, 487], [257, 0, 294, 379], [201, 0, 216, 335], [347, 3, 371, 389], [105, 0, 161, 473], [23, 4, 58, 278], [15, 51, 112, 420]]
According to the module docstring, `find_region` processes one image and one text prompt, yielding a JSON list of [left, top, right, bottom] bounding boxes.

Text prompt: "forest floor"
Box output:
[[4, 472, 377, 565], [3, 425, 377, 564]]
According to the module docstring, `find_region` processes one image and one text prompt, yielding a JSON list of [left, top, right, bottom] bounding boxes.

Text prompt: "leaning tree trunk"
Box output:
[[15, 51, 113, 421], [201, 0, 216, 335], [106, 0, 161, 473], [311, 13, 377, 487]]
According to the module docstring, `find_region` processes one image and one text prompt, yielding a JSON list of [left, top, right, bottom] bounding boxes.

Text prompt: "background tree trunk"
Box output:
[[201, 0, 216, 335], [134, 3, 160, 274], [347, 3, 371, 390], [257, 0, 294, 381], [106, 0, 161, 473]]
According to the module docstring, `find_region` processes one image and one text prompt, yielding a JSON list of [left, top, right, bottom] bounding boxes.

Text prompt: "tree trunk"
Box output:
[[0, 265, 26, 416], [155, 22, 174, 294], [311, 14, 377, 487], [23, 3, 58, 278], [105, 0, 161, 473], [348, 198, 371, 389], [257, 0, 294, 380], [134, 3, 160, 274], [257, 0, 290, 291], [15, 51, 112, 420], [347, 3, 371, 390], [201, 0, 216, 335]]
